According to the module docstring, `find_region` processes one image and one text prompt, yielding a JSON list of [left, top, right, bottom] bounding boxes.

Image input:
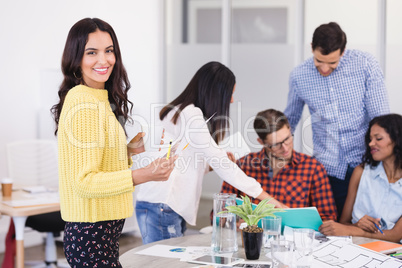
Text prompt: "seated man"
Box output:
[[220, 109, 337, 221]]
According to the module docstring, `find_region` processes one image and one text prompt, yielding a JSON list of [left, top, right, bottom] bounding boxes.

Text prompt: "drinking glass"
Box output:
[[262, 216, 282, 250], [270, 240, 294, 268], [293, 228, 315, 268]]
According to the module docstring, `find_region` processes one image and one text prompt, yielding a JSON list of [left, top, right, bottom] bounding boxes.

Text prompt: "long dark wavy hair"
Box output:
[[159, 61, 235, 144], [51, 18, 132, 135], [362, 114, 402, 170]]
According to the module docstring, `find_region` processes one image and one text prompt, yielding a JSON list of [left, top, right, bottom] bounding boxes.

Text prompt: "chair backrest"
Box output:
[[6, 139, 59, 188]]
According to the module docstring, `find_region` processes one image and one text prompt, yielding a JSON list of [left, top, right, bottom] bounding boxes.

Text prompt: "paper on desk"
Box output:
[[180, 247, 234, 262], [135, 245, 192, 259], [311, 238, 402, 268], [22, 185, 49, 194], [282, 226, 322, 248], [135, 245, 233, 261], [219, 131, 251, 160], [134, 245, 209, 259]]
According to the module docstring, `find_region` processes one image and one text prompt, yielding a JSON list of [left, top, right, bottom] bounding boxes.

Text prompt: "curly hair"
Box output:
[[51, 18, 132, 135], [362, 113, 402, 169]]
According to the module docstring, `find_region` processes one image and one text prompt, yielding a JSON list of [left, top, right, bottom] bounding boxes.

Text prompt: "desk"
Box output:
[[120, 233, 384, 268], [120, 233, 224, 268], [0, 190, 60, 268]]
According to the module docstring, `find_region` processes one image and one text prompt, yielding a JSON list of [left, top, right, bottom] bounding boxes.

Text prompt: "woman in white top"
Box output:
[[319, 114, 402, 243], [135, 61, 287, 244]]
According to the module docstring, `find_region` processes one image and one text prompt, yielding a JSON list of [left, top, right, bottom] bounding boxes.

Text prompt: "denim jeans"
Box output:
[[135, 201, 187, 244]]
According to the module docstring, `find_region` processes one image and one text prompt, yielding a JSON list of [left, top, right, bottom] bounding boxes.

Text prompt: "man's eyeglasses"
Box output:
[[265, 134, 294, 150]]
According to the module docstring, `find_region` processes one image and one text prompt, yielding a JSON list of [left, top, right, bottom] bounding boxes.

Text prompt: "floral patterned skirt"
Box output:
[[63, 219, 125, 267]]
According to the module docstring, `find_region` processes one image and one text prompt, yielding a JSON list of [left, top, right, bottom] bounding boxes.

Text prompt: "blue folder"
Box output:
[[235, 198, 323, 231], [274, 207, 323, 231]]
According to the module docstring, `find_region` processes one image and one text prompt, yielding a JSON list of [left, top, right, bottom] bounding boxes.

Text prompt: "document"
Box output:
[[135, 245, 232, 261], [274, 207, 323, 231], [312, 238, 402, 267]]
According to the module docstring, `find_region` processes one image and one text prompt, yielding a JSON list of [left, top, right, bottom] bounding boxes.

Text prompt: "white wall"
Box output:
[[0, 0, 164, 178]]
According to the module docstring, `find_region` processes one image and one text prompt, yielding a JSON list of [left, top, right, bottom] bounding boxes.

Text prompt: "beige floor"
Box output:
[[0, 198, 213, 267]]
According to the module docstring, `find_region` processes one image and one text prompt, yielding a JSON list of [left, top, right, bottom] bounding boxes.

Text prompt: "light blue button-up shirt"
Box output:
[[284, 49, 390, 179], [352, 163, 402, 234]]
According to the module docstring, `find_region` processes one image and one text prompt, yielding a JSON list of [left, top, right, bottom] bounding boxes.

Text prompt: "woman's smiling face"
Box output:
[[81, 29, 115, 89], [369, 124, 395, 162]]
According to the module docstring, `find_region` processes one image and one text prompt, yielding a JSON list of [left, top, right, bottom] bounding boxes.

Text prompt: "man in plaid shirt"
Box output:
[[220, 109, 337, 221]]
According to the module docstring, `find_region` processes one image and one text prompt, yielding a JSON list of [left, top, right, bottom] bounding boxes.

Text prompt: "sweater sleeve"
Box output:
[[60, 93, 134, 199]]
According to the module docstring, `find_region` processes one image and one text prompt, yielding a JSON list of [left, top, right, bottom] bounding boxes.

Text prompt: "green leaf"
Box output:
[[253, 198, 270, 215], [242, 196, 253, 215], [248, 215, 258, 226], [215, 195, 286, 227]]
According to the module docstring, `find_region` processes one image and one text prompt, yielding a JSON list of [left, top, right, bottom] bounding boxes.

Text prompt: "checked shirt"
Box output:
[[221, 149, 337, 221], [284, 49, 389, 180]]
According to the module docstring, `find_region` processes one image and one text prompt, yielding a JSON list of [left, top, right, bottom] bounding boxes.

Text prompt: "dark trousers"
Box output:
[[328, 165, 355, 221]]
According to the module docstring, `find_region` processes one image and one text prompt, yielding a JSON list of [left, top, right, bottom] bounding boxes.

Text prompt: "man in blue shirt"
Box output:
[[284, 22, 390, 219]]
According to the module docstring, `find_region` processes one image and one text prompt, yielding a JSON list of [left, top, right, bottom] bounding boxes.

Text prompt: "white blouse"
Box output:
[[352, 163, 402, 234], [135, 104, 263, 225]]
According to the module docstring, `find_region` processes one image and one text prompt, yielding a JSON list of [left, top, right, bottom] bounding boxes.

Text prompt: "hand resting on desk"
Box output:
[[354, 215, 382, 233]]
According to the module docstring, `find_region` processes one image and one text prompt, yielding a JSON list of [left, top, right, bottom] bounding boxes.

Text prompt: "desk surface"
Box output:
[[120, 233, 382, 268], [0, 189, 61, 268], [0, 190, 60, 217], [120, 233, 225, 268]]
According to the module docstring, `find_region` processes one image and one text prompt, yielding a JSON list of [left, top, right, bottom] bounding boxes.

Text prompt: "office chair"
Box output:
[[6, 139, 68, 268]]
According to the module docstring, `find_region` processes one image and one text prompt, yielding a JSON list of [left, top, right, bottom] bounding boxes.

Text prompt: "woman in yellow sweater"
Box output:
[[51, 18, 176, 267]]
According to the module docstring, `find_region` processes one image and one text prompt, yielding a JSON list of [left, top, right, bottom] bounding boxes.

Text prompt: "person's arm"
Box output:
[[188, 110, 286, 208], [255, 191, 288, 208], [284, 72, 305, 133], [310, 162, 337, 221], [319, 166, 364, 234], [339, 166, 364, 224], [364, 53, 390, 119], [131, 156, 177, 186], [319, 217, 402, 243], [339, 166, 380, 233]]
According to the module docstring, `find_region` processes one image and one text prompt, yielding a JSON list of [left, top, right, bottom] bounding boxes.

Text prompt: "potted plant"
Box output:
[[220, 195, 284, 260]]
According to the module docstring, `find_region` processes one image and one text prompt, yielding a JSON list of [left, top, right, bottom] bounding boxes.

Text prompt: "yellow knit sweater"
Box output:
[[58, 85, 134, 222]]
